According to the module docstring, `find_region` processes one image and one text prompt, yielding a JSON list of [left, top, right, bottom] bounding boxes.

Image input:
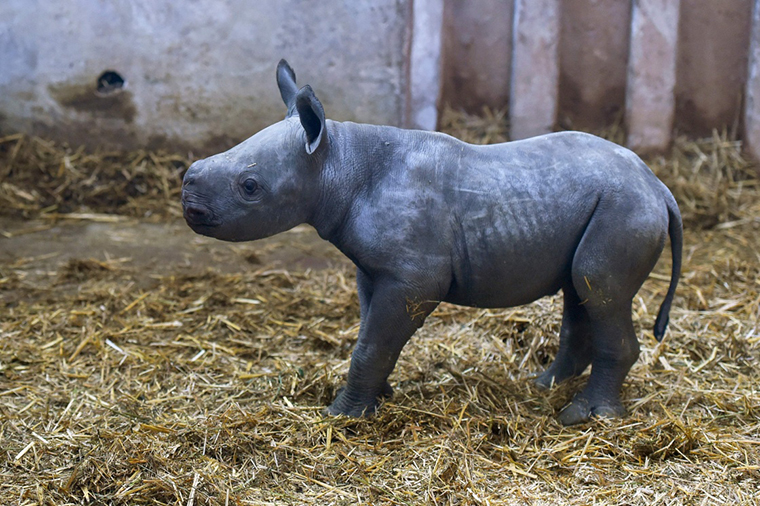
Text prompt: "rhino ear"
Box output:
[[276, 59, 298, 117], [295, 85, 327, 154]]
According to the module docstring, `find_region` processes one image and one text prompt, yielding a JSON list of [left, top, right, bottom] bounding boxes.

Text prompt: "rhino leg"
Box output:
[[535, 286, 592, 389], [356, 268, 372, 321], [557, 309, 639, 425], [326, 278, 438, 417], [556, 206, 665, 426]]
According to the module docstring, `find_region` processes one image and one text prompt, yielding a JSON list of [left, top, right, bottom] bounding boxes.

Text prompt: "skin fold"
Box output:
[[182, 60, 683, 425]]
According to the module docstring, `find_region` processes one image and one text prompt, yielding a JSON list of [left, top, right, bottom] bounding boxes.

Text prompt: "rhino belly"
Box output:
[[443, 215, 581, 308]]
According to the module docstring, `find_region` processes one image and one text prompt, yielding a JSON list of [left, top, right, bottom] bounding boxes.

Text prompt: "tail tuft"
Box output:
[[653, 313, 669, 342]]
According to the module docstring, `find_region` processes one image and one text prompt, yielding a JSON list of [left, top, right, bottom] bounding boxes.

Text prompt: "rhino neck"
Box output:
[[308, 120, 388, 245]]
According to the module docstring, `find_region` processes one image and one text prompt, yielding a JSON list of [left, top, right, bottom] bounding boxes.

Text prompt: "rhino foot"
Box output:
[[535, 369, 567, 390], [557, 395, 626, 426], [323, 381, 393, 418], [534, 371, 556, 390]]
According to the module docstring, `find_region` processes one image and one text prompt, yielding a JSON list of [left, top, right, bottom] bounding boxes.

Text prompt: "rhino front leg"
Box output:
[[356, 268, 373, 321], [327, 278, 438, 417]]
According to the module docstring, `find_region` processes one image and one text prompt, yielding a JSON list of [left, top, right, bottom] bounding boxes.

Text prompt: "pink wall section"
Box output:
[[557, 0, 632, 131], [439, 0, 758, 158], [440, 0, 513, 113], [675, 0, 753, 137]]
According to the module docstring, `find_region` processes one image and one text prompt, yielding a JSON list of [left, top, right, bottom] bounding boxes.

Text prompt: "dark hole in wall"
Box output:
[[49, 70, 135, 123], [96, 71, 125, 95]]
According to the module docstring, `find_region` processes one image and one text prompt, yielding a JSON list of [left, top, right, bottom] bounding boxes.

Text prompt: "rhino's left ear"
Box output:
[[295, 85, 327, 154]]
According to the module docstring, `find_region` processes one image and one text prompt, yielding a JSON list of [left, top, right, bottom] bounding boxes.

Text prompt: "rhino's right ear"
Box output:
[[276, 59, 298, 117], [295, 85, 327, 155]]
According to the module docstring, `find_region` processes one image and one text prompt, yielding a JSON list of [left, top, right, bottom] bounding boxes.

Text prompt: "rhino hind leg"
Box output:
[[557, 309, 639, 425], [535, 286, 592, 389], [556, 205, 666, 425]]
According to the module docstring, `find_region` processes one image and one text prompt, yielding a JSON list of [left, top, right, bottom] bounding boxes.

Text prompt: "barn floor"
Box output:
[[1, 121, 759, 505]]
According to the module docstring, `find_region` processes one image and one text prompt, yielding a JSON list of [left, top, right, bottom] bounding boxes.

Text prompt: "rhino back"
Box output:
[[332, 127, 666, 307], [441, 132, 662, 306]]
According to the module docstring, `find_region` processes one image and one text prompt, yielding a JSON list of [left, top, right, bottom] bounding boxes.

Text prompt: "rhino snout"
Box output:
[[183, 202, 213, 226], [182, 161, 221, 228], [182, 159, 209, 188], [182, 190, 220, 228]]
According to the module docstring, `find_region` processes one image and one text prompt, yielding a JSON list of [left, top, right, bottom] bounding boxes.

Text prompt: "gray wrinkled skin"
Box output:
[[182, 61, 683, 425]]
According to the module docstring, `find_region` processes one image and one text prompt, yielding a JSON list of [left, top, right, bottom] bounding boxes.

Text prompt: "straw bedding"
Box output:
[[0, 112, 758, 504]]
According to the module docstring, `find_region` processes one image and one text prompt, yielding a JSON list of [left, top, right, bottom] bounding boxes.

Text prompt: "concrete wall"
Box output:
[[509, 0, 561, 140], [745, 0, 760, 160], [2, 0, 760, 159], [625, 0, 681, 152], [0, 0, 414, 152], [409, 0, 444, 131]]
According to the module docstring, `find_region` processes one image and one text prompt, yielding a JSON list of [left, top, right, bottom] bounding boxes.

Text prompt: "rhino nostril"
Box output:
[[183, 176, 196, 187], [184, 204, 211, 224]]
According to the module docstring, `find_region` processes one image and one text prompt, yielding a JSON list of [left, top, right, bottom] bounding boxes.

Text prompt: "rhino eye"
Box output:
[[242, 178, 258, 195]]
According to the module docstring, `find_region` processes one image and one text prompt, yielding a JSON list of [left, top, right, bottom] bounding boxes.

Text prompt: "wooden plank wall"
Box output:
[[436, 0, 758, 158]]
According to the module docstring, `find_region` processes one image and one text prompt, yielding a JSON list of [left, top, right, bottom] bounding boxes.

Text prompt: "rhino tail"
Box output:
[[653, 193, 683, 341]]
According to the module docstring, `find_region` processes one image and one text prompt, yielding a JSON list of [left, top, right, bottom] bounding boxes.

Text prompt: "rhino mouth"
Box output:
[[181, 196, 221, 229]]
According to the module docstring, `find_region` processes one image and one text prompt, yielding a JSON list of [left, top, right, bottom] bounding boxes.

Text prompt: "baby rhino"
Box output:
[[182, 60, 682, 425]]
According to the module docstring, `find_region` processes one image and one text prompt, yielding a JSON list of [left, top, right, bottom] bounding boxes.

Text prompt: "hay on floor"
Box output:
[[1, 115, 759, 504]]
